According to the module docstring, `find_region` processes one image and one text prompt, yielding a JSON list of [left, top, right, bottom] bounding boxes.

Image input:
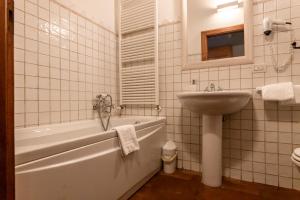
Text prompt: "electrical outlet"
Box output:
[[253, 64, 266, 73]]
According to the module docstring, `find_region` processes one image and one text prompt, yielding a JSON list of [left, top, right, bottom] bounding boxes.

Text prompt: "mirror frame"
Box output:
[[181, 0, 253, 70]]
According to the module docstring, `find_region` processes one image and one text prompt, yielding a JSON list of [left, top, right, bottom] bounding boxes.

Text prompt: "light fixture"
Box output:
[[217, 0, 239, 12]]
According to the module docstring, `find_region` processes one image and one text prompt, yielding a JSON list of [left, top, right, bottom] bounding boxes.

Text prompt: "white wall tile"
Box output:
[[14, 0, 300, 191], [14, 0, 118, 128], [123, 0, 300, 189]]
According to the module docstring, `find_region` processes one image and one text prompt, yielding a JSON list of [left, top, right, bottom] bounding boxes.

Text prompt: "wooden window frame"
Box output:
[[0, 0, 15, 199], [201, 24, 244, 61]]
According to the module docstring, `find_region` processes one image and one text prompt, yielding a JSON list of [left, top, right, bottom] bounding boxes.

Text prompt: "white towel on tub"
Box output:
[[113, 125, 140, 156]]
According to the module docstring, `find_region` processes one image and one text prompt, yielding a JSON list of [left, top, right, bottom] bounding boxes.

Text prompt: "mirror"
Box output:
[[182, 0, 253, 70]]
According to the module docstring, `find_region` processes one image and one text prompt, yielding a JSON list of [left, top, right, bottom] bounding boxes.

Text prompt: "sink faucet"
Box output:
[[210, 83, 215, 91], [204, 83, 223, 92]]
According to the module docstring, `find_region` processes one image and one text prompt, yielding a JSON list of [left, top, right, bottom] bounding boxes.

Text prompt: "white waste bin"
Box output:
[[162, 141, 177, 174]]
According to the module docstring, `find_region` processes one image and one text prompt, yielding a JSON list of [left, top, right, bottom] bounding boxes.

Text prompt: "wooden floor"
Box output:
[[130, 170, 300, 200]]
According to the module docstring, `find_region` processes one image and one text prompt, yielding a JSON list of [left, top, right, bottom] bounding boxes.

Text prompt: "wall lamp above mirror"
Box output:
[[181, 0, 253, 70], [216, 0, 240, 12]]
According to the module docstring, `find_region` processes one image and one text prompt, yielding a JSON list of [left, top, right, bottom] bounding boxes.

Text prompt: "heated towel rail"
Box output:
[[119, 0, 159, 105]]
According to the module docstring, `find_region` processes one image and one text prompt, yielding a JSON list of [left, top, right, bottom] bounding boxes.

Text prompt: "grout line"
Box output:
[[37, 0, 40, 127], [23, 0, 26, 127]]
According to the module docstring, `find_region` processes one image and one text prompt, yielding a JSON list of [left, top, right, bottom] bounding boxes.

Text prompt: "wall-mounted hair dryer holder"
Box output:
[[263, 17, 292, 36]]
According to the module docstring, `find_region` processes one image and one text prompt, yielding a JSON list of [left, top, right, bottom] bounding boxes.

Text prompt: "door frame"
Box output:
[[0, 0, 15, 199]]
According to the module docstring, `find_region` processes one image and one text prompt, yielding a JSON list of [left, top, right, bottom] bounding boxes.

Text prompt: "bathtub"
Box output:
[[15, 116, 166, 200]]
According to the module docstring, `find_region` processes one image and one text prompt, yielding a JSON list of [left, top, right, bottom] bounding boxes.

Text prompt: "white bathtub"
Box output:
[[15, 116, 166, 200]]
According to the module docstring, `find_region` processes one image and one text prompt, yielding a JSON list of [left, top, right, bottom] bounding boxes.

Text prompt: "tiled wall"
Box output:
[[13, 0, 300, 191], [124, 0, 300, 190], [14, 0, 118, 127]]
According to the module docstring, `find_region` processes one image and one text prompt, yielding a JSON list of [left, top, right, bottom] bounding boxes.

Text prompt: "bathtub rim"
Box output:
[[15, 116, 162, 138]]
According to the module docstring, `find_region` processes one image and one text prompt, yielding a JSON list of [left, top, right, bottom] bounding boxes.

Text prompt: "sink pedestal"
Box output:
[[202, 115, 222, 187]]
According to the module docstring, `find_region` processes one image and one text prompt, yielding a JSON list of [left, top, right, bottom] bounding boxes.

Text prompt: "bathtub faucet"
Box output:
[[93, 94, 113, 131], [93, 94, 113, 113]]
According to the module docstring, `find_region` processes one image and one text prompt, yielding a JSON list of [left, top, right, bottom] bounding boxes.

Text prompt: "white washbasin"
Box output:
[[177, 91, 252, 115], [176, 90, 252, 187]]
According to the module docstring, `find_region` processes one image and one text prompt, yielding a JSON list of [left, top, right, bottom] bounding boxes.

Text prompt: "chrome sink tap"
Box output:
[[210, 83, 215, 91], [204, 83, 223, 92]]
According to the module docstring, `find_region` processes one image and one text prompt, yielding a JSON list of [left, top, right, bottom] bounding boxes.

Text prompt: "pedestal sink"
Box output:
[[177, 91, 252, 187]]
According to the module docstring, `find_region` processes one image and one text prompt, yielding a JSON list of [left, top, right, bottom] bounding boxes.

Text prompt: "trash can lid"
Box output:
[[163, 141, 176, 151]]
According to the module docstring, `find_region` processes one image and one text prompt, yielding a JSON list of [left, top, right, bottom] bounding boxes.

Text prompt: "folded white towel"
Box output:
[[113, 125, 140, 156], [260, 82, 294, 101]]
